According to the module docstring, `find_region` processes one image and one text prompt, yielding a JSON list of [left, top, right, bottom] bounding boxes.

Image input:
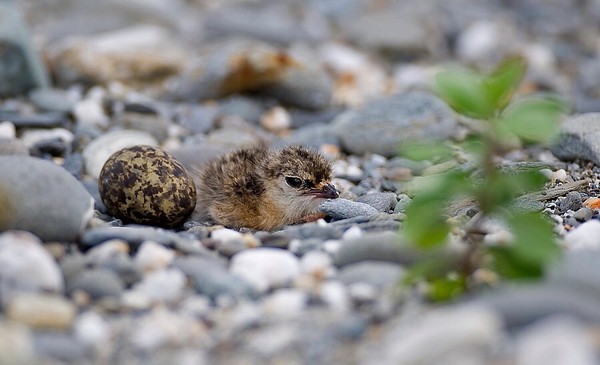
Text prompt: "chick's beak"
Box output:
[[305, 184, 339, 199]]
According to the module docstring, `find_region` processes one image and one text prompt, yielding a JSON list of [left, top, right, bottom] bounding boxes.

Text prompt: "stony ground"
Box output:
[[2, 0, 600, 364]]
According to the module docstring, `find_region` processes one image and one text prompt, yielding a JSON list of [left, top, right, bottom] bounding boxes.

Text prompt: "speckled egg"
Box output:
[[99, 145, 196, 227]]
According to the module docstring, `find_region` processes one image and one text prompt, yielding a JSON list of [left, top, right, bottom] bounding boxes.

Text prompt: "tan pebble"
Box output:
[[260, 106, 291, 132], [6, 293, 76, 330]]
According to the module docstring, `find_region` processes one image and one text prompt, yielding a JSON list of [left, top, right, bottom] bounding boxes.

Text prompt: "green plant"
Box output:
[[400, 58, 567, 301]]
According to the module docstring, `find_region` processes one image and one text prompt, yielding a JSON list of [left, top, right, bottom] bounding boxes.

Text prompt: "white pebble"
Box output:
[[322, 239, 343, 255], [300, 251, 336, 278], [0, 231, 64, 304], [552, 169, 568, 183], [86, 239, 129, 265], [564, 220, 600, 250], [342, 226, 363, 241], [73, 89, 109, 128], [21, 127, 74, 148], [132, 268, 185, 303], [74, 311, 110, 349], [319, 281, 350, 313], [260, 106, 291, 132], [211, 228, 244, 244], [0, 121, 16, 139], [262, 289, 307, 319], [134, 241, 175, 272], [516, 316, 596, 365], [230, 248, 300, 293]]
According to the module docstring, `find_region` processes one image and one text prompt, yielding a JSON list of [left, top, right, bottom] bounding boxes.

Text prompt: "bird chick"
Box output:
[[190, 145, 339, 231]]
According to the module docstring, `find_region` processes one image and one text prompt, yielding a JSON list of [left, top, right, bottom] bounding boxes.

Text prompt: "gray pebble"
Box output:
[[0, 138, 29, 156], [334, 231, 420, 267], [176, 104, 218, 134], [357, 192, 398, 212], [558, 191, 582, 213], [573, 207, 593, 221], [393, 194, 412, 213], [333, 92, 456, 157], [551, 113, 600, 165], [0, 156, 94, 242], [320, 198, 379, 220], [81, 226, 209, 255], [173, 256, 257, 300], [67, 268, 125, 300], [28, 87, 74, 113], [338, 261, 404, 289], [32, 332, 88, 363]]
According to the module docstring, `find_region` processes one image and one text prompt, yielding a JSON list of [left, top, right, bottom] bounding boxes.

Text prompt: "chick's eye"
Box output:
[[285, 176, 303, 188]]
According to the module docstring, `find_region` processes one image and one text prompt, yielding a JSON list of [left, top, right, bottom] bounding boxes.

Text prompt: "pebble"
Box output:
[[260, 106, 292, 132], [333, 231, 419, 267], [51, 25, 185, 87], [300, 250, 336, 279], [0, 231, 64, 305], [0, 138, 29, 156], [132, 268, 186, 303], [515, 316, 596, 365], [558, 191, 582, 213], [0, 121, 16, 138], [28, 87, 74, 113], [262, 289, 307, 319], [357, 192, 398, 212], [337, 261, 404, 289], [32, 332, 88, 363], [174, 256, 257, 300], [319, 198, 379, 220], [134, 240, 176, 272], [550, 113, 600, 165], [563, 220, 600, 250], [573, 207, 593, 222], [379, 305, 502, 364], [73, 311, 111, 349], [0, 320, 34, 365], [73, 93, 109, 129], [0, 2, 49, 96], [82, 129, 158, 178], [20, 127, 73, 147], [67, 268, 125, 300], [393, 194, 413, 213], [333, 92, 457, 157], [5, 293, 76, 330], [230, 248, 301, 293]]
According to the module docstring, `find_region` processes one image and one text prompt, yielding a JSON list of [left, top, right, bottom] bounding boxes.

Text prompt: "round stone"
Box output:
[[99, 145, 196, 227], [0, 156, 94, 242]]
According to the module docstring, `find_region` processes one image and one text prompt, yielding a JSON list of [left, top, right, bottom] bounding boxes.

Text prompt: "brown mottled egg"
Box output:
[[99, 145, 196, 227]]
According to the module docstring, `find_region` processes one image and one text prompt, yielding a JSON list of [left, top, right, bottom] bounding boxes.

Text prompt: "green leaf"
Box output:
[[404, 196, 450, 249], [501, 98, 566, 143], [477, 170, 547, 213], [400, 140, 454, 162], [488, 212, 560, 279], [484, 57, 527, 112], [427, 275, 467, 302], [435, 69, 495, 120]]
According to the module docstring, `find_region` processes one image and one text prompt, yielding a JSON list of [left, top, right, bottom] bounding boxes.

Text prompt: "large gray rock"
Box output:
[[0, 156, 94, 242], [333, 92, 457, 157], [550, 113, 600, 165]]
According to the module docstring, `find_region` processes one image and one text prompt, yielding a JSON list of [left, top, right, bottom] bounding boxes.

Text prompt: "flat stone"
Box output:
[[28, 87, 74, 113], [357, 192, 398, 213], [0, 156, 94, 242], [338, 261, 404, 289], [319, 198, 379, 220], [6, 293, 76, 330], [332, 92, 457, 157], [558, 191, 582, 213], [573, 208, 593, 222], [333, 231, 420, 267]]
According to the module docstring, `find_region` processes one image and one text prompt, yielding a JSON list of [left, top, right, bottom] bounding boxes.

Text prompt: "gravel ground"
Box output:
[[2, 1, 600, 364]]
